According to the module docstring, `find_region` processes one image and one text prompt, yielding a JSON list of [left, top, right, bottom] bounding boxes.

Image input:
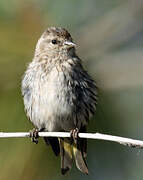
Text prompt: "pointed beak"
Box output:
[[64, 41, 76, 48]]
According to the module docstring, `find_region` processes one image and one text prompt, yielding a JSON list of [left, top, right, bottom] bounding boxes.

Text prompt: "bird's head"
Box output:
[[35, 27, 76, 57]]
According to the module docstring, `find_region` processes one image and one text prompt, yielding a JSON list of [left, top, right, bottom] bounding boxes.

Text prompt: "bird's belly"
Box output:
[[38, 94, 75, 132], [30, 90, 75, 132], [28, 69, 80, 132]]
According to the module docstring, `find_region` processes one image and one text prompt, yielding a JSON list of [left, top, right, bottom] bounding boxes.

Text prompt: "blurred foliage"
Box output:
[[0, 0, 143, 179]]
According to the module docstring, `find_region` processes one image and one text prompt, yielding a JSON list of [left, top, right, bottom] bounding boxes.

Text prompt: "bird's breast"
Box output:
[[26, 65, 78, 131]]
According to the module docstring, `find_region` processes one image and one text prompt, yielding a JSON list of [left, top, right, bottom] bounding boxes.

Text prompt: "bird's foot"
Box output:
[[70, 128, 79, 144], [29, 128, 39, 144]]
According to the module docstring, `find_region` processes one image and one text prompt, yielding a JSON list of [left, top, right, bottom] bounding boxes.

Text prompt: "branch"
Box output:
[[0, 131, 143, 148]]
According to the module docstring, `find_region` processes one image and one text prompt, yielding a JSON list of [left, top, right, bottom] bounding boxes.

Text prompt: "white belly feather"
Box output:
[[23, 67, 76, 131]]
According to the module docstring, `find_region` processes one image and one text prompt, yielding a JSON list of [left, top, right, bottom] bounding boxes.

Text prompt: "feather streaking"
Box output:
[[21, 27, 98, 174]]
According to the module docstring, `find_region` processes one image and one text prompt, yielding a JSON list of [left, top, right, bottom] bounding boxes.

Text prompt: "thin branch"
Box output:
[[0, 131, 143, 148]]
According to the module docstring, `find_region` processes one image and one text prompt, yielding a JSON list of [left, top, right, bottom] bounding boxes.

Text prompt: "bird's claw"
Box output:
[[29, 128, 39, 144], [70, 128, 79, 144]]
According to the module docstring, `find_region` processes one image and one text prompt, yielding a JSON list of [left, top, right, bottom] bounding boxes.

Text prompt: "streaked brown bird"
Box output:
[[21, 27, 98, 174]]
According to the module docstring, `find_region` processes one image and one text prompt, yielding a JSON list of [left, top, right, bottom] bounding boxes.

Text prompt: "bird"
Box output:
[[21, 27, 98, 175]]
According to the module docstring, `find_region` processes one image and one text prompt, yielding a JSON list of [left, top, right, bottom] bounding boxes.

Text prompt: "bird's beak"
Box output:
[[64, 41, 76, 48]]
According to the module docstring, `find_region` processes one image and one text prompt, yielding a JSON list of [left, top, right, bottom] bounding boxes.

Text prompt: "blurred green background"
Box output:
[[0, 0, 143, 179]]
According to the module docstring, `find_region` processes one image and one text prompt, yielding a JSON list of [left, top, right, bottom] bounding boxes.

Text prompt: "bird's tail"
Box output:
[[59, 137, 88, 175]]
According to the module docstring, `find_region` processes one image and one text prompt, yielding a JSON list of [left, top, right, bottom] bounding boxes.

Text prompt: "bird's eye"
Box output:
[[51, 39, 57, 44]]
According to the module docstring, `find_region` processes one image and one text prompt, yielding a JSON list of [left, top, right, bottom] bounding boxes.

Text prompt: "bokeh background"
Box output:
[[0, 0, 143, 179]]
